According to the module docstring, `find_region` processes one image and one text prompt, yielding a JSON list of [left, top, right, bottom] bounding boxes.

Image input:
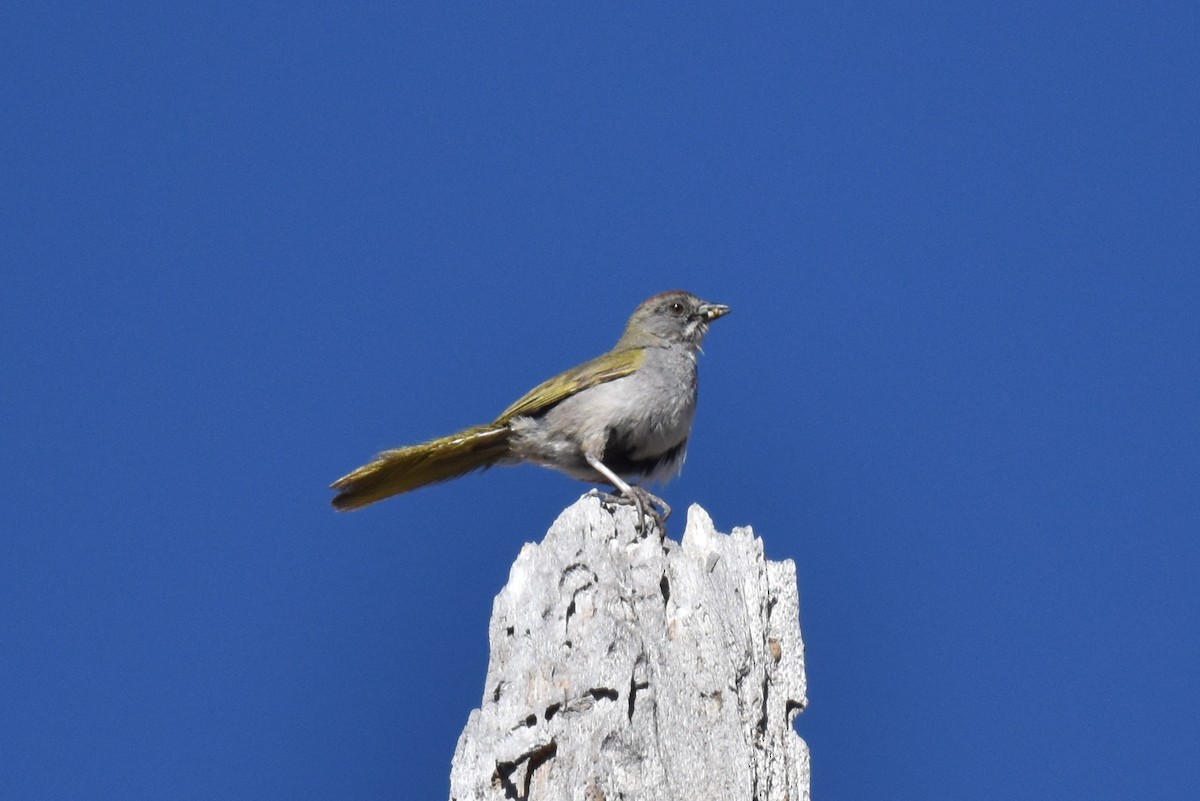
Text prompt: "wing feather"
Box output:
[[496, 347, 646, 423]]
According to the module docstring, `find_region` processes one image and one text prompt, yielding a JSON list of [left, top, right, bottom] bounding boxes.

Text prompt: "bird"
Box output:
[[330, 290, 730, 529]]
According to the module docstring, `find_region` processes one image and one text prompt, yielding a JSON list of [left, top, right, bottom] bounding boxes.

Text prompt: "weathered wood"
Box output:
[[450, 497, 809, 801]]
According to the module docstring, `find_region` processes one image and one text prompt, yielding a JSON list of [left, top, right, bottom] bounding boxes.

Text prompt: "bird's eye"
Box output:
[[669, 301, 685, 315]]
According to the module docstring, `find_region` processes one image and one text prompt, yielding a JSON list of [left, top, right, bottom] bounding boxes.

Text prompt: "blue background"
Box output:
[[4, 2, 1198, 799]]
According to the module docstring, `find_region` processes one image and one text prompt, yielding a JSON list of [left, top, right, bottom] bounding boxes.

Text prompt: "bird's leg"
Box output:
[[584, 454, 667, 534]]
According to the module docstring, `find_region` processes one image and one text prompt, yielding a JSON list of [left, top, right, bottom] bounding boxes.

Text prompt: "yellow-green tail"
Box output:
[[330, 424, 510, 511]]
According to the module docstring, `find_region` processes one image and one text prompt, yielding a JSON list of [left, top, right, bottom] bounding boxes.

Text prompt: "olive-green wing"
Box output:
[[496, 347, 646, 423]]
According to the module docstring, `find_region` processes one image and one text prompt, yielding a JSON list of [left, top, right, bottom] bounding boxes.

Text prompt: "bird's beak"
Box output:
[[700, 302, 731, 321]]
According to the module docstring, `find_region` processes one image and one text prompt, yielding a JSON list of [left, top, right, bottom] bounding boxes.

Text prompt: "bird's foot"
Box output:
[[587, 487, 670, 535]]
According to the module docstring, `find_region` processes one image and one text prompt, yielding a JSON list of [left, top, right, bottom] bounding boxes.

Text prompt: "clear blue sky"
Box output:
[[3, 2, 1198, 799]]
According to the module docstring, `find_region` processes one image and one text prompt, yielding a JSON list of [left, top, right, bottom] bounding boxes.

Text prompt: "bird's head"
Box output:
[[617, 290, 730, 350]]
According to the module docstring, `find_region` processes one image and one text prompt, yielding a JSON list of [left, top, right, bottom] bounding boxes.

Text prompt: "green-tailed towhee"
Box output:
[[330, 290, 730, 527]]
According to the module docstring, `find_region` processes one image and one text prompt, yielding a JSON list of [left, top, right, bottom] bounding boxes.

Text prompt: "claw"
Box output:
[[588, 487, 668, 535]]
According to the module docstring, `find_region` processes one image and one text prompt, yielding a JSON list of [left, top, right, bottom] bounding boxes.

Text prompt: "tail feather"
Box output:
[[331, 424, 510, 511]]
